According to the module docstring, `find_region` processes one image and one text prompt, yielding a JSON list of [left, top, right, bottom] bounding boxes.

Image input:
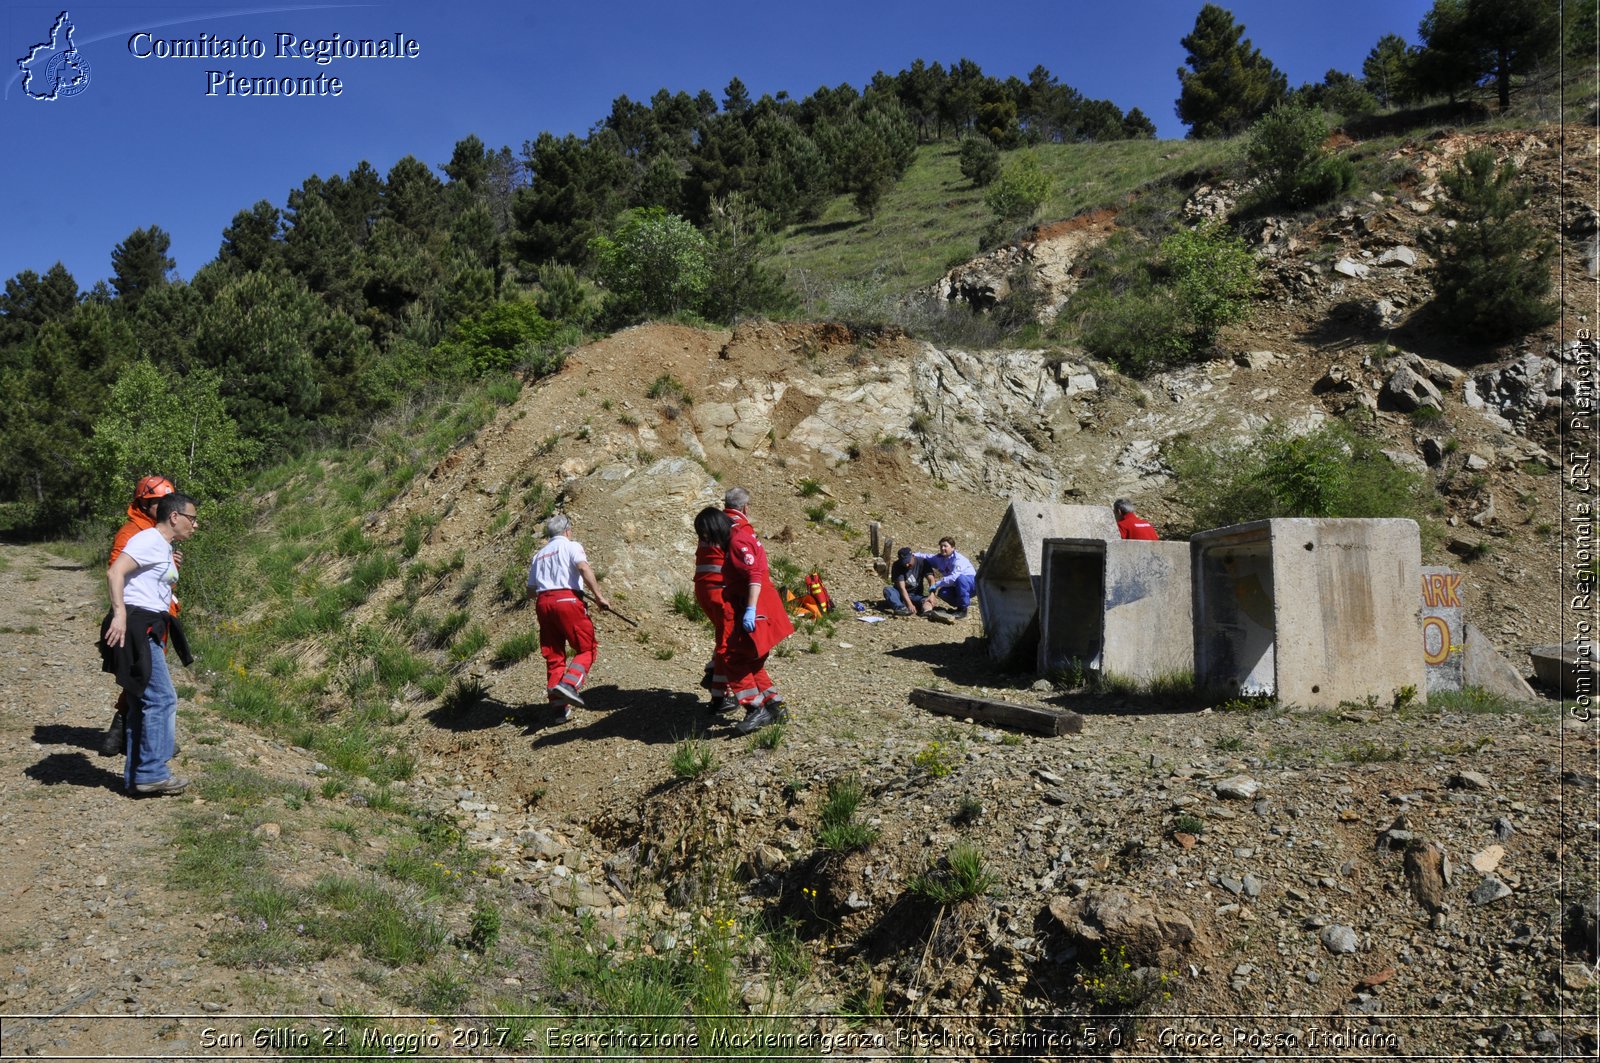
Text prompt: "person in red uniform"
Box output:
[[719, 487, 793, 734], [99, 476, 179, 756], [525, 513, 611, 721], [693, 506, 737, 715], [1113, 498, 1159, 540]]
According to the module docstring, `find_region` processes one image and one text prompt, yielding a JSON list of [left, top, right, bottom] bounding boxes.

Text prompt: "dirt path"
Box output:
[[0, 543, 270, 1059]]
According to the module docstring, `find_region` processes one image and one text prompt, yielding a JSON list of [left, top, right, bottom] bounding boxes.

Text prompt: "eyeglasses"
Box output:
[[176, 512, 198, 525]]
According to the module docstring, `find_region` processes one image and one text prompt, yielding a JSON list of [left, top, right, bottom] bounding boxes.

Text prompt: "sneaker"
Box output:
[[951, 608, 969, 620], [707, 695, 737, 716], [735, 704, 780, 735], [550, 683, 585, 708], [98, 713, 125, 757], [554, 703, 573, 723], [765, 697, 790, 724], [131, 776, 190, 797], [892, 607, 913, 617]]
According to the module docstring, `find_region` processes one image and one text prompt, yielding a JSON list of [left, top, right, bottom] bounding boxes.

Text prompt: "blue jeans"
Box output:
[[883, 585, 926, 611], [932, 574, 975, 610], [125, 635, 176, 789]]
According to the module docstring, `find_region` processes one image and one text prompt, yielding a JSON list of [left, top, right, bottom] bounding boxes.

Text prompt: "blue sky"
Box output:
[[1, 0, 1436, 290]]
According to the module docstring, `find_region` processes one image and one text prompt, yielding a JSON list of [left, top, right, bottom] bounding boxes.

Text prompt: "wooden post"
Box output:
[[909, 687, 1083, 736], [869, 521, 881, 557], [882, 536, 894, 564]]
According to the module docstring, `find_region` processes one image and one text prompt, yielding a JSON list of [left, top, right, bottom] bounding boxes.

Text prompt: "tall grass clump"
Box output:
[[817, 775, 878, 852], [669, 737, 717, 781], [908, 843, 997, 904]]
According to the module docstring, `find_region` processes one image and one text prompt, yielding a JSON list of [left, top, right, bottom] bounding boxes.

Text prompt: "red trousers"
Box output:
[[695, 580, 732, 694], [723, 630, 780, 709], [535, 590, 596, 695]]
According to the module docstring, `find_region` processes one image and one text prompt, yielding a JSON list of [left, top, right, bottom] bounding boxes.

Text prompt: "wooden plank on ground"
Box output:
[[909, 687, 1083, 736]]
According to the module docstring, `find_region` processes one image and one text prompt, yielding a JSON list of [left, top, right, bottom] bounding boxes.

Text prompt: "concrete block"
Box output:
[[1463, 622, 1537, 701], [1038, 538, 1193, 681], [976, 500, 1118, 664], [1530, 642, 1597, 698], [1191, 519, 1425, 708]]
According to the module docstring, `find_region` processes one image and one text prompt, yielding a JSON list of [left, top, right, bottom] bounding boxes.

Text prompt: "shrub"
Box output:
[[1161, 223, 1257, 343], [958, 135, 1000, 187], [1246, 101, 1357, 210], [984, 152, 1052, 228], [590, 207, 710, 322], [912, 740, 960, 778], [1067, 223, 1256, 377], [1169, 418, 1422, 532], [432, 300, 561, 378]]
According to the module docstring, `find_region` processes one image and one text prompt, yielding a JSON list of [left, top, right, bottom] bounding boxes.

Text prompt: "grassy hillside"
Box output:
[[774, 136, 1241, 295]]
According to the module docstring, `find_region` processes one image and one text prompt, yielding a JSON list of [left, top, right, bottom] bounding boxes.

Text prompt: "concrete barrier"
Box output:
[[1191, 518, 1425, 708], [977, 501, 1118, 663], [1038, 537, 1193, 681]]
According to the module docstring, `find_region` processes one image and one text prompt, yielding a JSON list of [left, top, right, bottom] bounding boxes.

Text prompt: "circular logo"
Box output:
[[44, 50, 91, 98]]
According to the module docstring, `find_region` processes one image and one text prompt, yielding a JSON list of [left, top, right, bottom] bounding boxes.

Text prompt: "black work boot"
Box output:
[[99, 712, 125, 757]]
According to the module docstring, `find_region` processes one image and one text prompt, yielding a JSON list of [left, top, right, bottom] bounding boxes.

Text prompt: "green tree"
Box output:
[[534, 262, 589, 324], [1175, 4, 1288, 138], [0, 263, 78, 344], [1362, 33, 1412, 106], [84, 360, 258, 516], [700, 194, 795, 323], [217, 201, 283, 275], [1121, 107, 1157, 139], [958, 135, 1000, 186], [109, 226, 175, 308], [1422, 148, 1557, 340], [512, 132, 632, 268], [192, 272, 327, 449], [0, 301, 134, 532], [590, 207, 710, 321], [1417, 0, 1559, 111], [815, 97, 916, 220], [1246, 101, 1356, 209]]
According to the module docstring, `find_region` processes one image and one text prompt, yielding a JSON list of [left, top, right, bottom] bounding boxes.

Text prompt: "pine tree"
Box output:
[[1175, 4, 1287, 138], [1423, 149, 1557, 341], [109, 226, 175, 308], [1362, 33, 1411, 106]]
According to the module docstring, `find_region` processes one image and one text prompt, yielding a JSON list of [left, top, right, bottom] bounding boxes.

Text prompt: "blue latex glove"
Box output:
[[742, 605, 758, 632]]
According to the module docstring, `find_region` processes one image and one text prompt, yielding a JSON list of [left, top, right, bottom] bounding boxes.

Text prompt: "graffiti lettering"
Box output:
[[1420, 572, 1463, 609]]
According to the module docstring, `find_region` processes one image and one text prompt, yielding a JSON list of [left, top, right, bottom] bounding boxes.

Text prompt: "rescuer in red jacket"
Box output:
[[1113, 498, 1159, 540]]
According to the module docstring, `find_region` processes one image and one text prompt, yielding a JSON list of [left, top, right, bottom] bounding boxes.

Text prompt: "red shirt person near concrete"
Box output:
[[1113, 498, 1159, 541]]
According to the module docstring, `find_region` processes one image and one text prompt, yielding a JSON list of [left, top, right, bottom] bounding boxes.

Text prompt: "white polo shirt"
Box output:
[[527, 535, 586, 593]]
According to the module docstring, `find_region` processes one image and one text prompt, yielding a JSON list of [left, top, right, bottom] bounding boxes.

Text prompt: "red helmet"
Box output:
[[134, 475, 176, 502]]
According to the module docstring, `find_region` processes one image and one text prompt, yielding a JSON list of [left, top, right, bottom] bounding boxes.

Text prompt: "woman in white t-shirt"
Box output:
[[105, 493, 199, 796]]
